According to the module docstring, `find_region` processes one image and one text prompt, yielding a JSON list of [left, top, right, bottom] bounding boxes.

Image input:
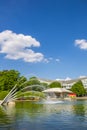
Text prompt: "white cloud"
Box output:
[[44, 58, 50, 63], [55, 58, 60, 62], [56, 77, 71, 81], [65, 77, 71, 81], [47, 57, 60, 63], [79, 76, 87, 78], [75, 39, 87, 50], [48, 57, 53, 60], [0, 30, 47, 63], [56, 78, 64, 81]]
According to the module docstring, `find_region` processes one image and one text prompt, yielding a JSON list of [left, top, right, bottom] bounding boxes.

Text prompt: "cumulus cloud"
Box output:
[[75, 39, 87, 50], [55, 58, 60, 62], [0, 30, 47, 63]]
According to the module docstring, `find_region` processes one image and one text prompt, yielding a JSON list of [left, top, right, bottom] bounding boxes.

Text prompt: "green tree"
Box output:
[[22, 77, 48, 92], [0, 70, 26, 91], [48, 81, 62, 88], [27, 77, 40, 86], [41, 82, 48, 89], [29, 76, 38, 80], [22, 77, 41, 91], [71, 80, 86, 97], [16, 76, 27, 90]]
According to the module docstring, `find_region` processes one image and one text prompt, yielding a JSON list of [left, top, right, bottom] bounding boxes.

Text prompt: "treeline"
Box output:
[[0, 70, 86, 97], [0, 70, 62, 92], [0, 70, 48, 92]]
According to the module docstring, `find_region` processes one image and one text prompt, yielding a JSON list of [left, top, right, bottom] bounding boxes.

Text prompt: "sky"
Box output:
[[0, 0, 87, 80]]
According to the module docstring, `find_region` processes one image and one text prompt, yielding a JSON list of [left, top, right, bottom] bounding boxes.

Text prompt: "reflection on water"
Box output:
[[0, 104, 16, 130], [0, 100, 87, 130], [73, 104, 85, 116]]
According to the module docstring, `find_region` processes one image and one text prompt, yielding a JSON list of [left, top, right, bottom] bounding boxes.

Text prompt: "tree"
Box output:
[[22, 77, 48, 92], [22, 77, 41, 91], [0, 70, 26, 91], [29, 76, 38, 80], [16, 76, 27, 90], [40, 82, 48, 89], [48, 81, 62, 88], [26, 78, 40, 86], [71, 80, 86, 97]]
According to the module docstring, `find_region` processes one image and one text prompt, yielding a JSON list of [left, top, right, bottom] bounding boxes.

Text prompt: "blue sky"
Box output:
[[0, 0, 87, 80]]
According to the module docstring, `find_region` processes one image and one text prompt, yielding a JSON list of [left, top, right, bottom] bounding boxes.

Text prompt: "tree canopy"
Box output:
[[22, 77, 46, 92], [0, 70, 49, 92], [48, 81, 62, 88], [71, 80, 86, 97], [0, 70, 26, 91]]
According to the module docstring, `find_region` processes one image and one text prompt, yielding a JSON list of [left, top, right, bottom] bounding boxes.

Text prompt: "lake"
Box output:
[[0, 100, 87, 130]]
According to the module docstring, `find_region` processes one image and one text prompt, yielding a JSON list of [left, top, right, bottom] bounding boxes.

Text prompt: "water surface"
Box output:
[[0, 100, 87, 130]]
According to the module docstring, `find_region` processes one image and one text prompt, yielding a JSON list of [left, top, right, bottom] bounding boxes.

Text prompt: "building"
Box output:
[[38, 76, 87, 89]]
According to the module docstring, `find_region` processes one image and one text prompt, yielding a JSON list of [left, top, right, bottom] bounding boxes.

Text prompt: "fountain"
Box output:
[[21, 85, 63, 104], [0, 85, 17, 105], [0, 79, 64, 106], [37, 92, 63, 104], [21, 84, 45, 92], [0, 77, 27, 106], [0, 83, 46, 106]]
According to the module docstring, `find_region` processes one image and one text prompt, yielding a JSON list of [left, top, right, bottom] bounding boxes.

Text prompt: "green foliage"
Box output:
[[23, 77, 43, 91], [48, 81, 62, 88], [71, 80, 86, 97], [0, 91, 9, 100], [26, 79, 40, 86], [21, 84, 45, 92], [16, 76, 27, 90], [17, 91, 45, 100], [29, 76, 38, 80], [0, 70, 26, 91], [40, 82, 49, 89], [30, 85, 44, 92]]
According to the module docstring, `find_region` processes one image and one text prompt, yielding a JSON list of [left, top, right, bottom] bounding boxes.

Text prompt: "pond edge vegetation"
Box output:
[[0, 70, 87, 101]]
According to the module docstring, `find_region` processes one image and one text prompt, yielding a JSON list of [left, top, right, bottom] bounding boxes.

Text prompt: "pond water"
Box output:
[[0, 100, 87, 130]]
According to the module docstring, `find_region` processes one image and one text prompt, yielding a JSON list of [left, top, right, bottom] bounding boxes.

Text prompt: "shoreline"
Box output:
[[75, 96, 87, 100], [1, 97, 87, 103]]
